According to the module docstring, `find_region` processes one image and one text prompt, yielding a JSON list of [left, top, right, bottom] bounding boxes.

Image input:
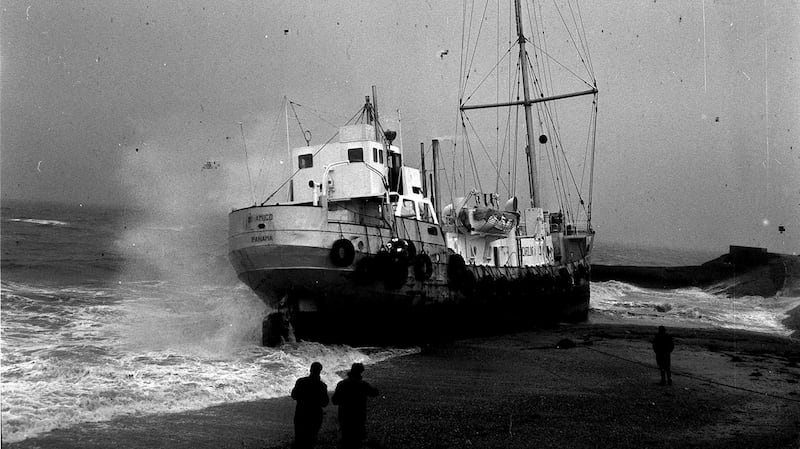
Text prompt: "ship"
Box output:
[[228, 0, 599, 346]]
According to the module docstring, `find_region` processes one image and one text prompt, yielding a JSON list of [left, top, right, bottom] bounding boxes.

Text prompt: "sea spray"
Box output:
[[1, 295, 417, 444], [3, 201, 796, 443], [590, 280, 800, 336], [2, 277, 418, 443], [0, 172, 423, 443]]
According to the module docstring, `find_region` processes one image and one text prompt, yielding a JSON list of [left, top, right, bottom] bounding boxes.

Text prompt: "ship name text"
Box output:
[[248, 213, 273, 223], [521, 246, 543, 257]]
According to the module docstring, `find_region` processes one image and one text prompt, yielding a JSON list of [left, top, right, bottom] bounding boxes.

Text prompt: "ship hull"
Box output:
[[238, 265, 589, 345], [229, 205, 590, 345]]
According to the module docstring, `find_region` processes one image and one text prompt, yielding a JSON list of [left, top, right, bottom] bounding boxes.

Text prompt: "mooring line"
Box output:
[[582, 345, 800, 403]]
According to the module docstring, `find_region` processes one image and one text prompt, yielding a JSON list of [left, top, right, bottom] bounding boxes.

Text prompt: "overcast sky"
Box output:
[[1, 0, 798, 253]]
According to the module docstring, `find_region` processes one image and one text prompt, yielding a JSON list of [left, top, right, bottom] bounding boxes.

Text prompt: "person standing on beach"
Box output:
[[291, 361, 329, 449], [332, 362, 379, 448], [652, 326, 674, 386]]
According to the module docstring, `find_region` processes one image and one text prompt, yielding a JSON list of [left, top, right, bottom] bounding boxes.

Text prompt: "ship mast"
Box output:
[[459, 0, 598, 211], [514, 0, 539, 208]]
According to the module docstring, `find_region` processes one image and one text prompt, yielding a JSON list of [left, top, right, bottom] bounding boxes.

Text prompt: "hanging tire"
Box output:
[[558, 267, 573, 291], [577, 264, 591, 282], [386, 238, 415, 265], [330, 239, 355, 267], [404, 239, 417, 260], [447, 254, 467, 288], [413, 253, 434, 280]]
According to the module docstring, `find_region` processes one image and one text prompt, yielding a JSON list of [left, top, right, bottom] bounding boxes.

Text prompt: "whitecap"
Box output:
[[6, 218, 70, 227]]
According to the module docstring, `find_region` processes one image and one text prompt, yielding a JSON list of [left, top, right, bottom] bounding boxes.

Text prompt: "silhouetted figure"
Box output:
[[291, 362, 329, 449], [332, 363, 379, 448], [652, 326, 674, 386]]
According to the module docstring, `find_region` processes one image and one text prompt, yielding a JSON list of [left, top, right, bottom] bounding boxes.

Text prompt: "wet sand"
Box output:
[[4, 318, 800, 449]]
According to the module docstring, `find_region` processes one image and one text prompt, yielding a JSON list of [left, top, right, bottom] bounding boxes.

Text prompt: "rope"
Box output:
[[288, 101, 309, 144], [462, 44, 516, 104], [289, 101, 346, 128], [255, 97, 288, 201], [583, 345, 800, 403], [239, 122, 256, 205], [261, 107, 363, 205]]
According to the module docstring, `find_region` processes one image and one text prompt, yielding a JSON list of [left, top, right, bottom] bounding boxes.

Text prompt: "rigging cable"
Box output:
[[568, 0, 595, 80], [463, 113, 511, 194], [239, 122, 256, 205], [512, 66, 522, 200], [261, 107, 363, 205], [572, 0, 596, 80], [552, 0, 594, 83], [289, 101, 347, 129], [496, 72, 517, 197], [460, 0, 476, 101], [538, 74, 591, 222], [524, 2, 594, 90], [462, 44, 516, 106], [464, 0, 493, 97], [579, 95, 596, 194], [524, 45, 592, 224], [255, 96, 289, 201], [289, 101, 310, 145], [496, 0, 501, 199], [586, 94, 598, 226]]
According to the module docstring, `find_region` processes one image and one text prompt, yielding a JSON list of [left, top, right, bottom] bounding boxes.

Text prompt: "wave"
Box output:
[[5, 218, 70, 227], [142, 225, 186, 232], [590, 280, 800, 336], [1, 337, 418, 443]]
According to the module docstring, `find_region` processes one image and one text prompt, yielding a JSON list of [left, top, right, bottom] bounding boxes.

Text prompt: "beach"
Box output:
[[4, 316, 799, 449]]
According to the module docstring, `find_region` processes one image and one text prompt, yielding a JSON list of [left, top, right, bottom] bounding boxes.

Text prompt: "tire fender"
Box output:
[[413, 253, 434, 280], [330, 238, 355, 267]]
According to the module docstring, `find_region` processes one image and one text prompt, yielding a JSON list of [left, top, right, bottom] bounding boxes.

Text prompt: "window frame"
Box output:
[[298, 154, 313, 169], [348, 147, 364, 162]]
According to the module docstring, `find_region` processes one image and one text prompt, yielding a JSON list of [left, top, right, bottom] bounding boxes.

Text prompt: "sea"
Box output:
[[2, 200, 798, 443]]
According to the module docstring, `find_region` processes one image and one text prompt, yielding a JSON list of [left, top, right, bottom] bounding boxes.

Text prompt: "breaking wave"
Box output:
[[5, 218, 70, 227], [590, 280, 800, 336]]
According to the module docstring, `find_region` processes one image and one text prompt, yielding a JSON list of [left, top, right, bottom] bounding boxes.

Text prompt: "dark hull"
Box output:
[[238, 261, 590, 346], [229, 204, 592, 346]]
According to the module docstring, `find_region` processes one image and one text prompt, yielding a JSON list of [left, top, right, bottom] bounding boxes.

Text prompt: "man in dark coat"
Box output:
[[652, 326, 675, 386], [291, 362, 329, 449], [332, 362, 379, 448]]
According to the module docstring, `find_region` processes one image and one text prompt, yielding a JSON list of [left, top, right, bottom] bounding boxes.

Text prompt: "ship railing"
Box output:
[[562, 221, 592, 235]]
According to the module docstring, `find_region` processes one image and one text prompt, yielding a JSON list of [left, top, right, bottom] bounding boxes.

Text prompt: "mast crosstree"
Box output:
[[459, 0, 597, 212]]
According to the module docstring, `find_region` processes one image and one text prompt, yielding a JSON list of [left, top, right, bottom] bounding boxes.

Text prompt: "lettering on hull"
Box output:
[[251, 234, 273, 242], [521, 246, 542, 257], [247, 214, 274, 224]]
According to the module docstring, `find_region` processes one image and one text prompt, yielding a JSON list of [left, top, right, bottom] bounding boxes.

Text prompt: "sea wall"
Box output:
[[591, 246, 798, 299]]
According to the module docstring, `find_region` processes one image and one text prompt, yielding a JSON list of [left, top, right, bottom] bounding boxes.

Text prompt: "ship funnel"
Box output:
[[384, 130, 397, 146]]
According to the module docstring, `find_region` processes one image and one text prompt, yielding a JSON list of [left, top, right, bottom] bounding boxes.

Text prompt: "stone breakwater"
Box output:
[[592, 247, 800, 299]]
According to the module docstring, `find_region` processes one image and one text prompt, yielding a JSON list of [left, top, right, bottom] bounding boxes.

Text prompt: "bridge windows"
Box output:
[[420, 202, 435, 223], [371, 147, 385, 164], [400, 199, 416, 218], [347, 147, 364, 162], [298, 154, 313, 169]]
